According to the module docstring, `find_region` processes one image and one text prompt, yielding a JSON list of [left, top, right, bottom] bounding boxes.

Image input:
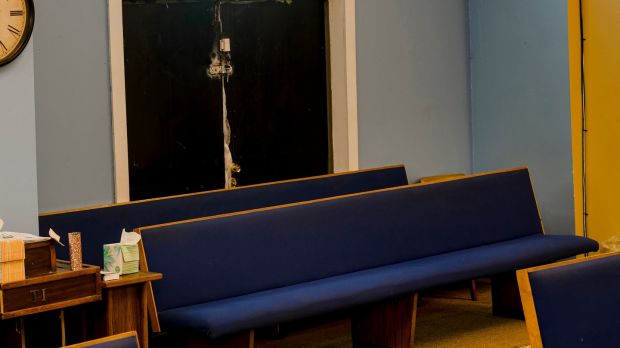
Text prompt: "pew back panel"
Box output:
[[39, 165, 407, 265], [517, 251, 620, 348]]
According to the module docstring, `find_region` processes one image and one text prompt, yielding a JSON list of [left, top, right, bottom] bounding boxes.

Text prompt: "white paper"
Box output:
[[120, 228, 141, 245], [48, 228, 65, 247], [0, 231, 51, 242], [101, 271, 120, 281], [0, 218, 50, 242]]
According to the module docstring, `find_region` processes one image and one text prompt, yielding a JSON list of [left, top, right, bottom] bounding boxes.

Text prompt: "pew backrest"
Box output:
[[517, 251, 620, 348], [39, 165, 408, 265]]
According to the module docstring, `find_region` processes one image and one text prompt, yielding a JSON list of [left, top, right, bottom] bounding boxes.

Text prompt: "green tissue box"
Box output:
[[103, 243, 139, 275]]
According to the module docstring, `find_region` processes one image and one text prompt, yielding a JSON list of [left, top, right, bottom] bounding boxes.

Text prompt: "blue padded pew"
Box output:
[[38, 165, 407, 266], [517, 251, 620, 348], [139, 167, 598, 347]]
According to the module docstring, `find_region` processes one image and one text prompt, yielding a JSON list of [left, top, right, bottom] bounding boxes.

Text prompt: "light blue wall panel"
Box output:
[[0, 43, 39, 233], [356, 0, 472, 182], [34, 0, 115, 213], [470, 0, 575, 235]]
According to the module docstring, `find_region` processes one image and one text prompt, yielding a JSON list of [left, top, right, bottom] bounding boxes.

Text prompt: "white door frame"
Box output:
[[108, 0, 359, 203]]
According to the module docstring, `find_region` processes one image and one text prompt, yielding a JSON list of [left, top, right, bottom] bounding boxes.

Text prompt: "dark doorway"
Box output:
[[123, 0, 330, 200]]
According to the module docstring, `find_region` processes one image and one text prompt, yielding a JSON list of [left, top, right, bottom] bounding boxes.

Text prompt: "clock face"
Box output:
[[0, 0, 34, 66]]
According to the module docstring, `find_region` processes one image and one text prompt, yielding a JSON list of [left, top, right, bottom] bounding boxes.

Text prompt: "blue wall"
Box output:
[[0, 43, 39, 233], [34, 0, 115, 213], [24, 0, 576, 240], [357, 0, 472, 182], [470, 0, 574, 235], [31, 0, 473, 211]]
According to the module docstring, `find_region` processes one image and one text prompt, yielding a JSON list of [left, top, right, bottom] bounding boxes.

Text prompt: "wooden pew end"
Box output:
[[352, 293, 418, 348]]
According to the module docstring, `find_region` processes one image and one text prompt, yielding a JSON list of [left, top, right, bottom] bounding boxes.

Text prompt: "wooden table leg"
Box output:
[[64, 272, 162, 347], [60, 309, 66, 346], [105, 282, 149, 348], [20, 318, 25, 348]]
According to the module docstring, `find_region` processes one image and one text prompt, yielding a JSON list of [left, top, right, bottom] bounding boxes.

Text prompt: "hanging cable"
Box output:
[[211, 1, 237, 188], [208, 0, 293, 188], [579, 0, 588, 239]]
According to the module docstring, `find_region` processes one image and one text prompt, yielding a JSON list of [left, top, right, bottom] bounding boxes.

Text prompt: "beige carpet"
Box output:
[[256, 280, 530, 348]]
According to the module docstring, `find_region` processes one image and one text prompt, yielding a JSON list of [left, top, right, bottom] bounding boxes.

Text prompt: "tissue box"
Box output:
[[0, 240, 26, 283], [103, 243, 139, 275]]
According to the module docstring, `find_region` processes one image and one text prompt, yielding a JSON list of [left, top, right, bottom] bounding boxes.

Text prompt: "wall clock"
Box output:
[[0, 0, 34, 67]]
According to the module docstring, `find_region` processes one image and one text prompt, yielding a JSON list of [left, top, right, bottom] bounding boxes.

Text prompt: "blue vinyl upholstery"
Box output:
[[528, 253, 620, 347], [38, 165, 407, 265], [140, 168, 598, 338], [158, 235, 597, 338]]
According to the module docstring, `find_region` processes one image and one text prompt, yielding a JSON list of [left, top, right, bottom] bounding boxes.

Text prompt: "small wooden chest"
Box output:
[[25, 240, 56, 277], [0, 261, 101, 319]]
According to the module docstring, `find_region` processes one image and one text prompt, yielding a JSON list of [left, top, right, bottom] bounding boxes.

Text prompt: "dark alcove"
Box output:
[[123, 0, 329, 200]]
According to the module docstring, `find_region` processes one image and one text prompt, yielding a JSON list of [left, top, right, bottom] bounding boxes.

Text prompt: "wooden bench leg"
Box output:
[[491, 271, 524, 319], [351, 293, 418, 348], [254, 324, 285, 340], [469, 279, 478, 301], [185, 330, 254, 348]]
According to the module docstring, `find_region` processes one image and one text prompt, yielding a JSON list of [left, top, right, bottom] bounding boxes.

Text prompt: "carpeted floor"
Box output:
[[256, 280, 530, 348]]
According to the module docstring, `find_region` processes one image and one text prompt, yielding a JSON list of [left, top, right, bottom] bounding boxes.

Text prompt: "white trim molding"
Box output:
[[328, 0, 359, 172], [108, 0, 359, 200], [108, 0, 130, 203]]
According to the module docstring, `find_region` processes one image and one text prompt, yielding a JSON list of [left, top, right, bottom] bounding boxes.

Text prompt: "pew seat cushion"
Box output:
[[158, 234, 597, 338]]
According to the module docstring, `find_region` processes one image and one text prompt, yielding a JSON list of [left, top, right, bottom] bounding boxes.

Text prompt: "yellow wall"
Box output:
[[569, 0, 620, 245]]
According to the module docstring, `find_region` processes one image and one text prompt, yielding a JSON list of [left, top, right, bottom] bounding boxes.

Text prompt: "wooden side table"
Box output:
[[0, 261, 102, 348], [92, 272, 162, 348]]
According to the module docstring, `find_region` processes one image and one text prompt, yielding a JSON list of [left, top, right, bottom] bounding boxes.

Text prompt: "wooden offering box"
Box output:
[[25, 240, 57, 277], [0, 261, 101, 320]]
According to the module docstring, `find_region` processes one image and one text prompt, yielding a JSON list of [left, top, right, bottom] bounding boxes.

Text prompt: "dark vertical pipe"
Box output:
[[579, 0, 588, 239]]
